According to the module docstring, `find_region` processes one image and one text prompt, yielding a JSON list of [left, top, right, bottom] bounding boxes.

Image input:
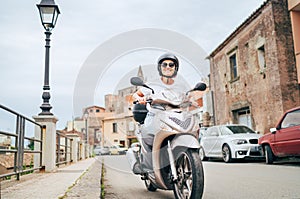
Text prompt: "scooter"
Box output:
[[126, 77, 206, 199]]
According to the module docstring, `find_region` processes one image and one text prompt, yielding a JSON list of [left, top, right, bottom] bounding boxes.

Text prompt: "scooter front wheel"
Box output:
[[173, 149, 204, 199]]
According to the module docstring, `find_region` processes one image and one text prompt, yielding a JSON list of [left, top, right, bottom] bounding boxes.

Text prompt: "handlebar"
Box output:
[[133, 99, 153, 104]]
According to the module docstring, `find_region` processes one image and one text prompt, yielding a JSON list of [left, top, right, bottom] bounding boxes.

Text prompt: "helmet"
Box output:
[[157, 53, 179, 78]]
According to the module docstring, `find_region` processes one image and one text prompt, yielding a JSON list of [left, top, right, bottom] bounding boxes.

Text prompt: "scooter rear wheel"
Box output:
[[173, 149, 204, 199]]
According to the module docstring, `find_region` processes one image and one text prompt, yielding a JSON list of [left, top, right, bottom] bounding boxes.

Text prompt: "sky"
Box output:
[[0, 0, 265, 129]]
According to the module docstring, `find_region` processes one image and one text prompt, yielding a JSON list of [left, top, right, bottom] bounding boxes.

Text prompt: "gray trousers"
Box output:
[[140, 111, 160, 169]]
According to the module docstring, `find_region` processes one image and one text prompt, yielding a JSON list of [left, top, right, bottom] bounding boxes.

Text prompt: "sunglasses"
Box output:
[[161, 62, 175, 68]]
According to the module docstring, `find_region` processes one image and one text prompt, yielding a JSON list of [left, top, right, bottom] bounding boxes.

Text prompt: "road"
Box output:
[[102, 155, 300, 199]]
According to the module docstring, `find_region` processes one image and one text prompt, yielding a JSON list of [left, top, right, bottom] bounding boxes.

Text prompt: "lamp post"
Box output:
[[37, 0, 60, 115]]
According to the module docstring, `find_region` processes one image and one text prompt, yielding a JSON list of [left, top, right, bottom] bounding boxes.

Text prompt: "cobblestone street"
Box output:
[[64, 157, 102, 199]]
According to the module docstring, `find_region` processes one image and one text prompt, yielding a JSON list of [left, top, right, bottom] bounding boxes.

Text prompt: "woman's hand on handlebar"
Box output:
[[132, 90, 153, 105], [137, 97, 147, 105]]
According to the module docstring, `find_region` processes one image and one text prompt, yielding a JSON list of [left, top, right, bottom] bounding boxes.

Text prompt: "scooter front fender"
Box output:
[[152, 132, 200, 190], [171, 134, 200, 150]]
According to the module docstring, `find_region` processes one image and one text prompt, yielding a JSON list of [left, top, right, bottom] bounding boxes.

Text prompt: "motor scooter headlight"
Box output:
[[232, 139, 248, 145]]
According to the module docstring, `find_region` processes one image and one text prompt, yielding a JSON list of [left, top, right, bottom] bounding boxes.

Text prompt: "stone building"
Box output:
[[208, 0, 300, 134], [102, 87, 137, 147], [101, 66, 143, 147], [102, 112, 136, 148], [104, 65, 143, 114], [66, 106, 113, 147]]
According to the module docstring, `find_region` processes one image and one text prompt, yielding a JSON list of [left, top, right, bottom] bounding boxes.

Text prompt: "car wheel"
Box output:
[[222, 144, 232, 163], [264, 145, 274, 164], [199, 147, 208, 161]]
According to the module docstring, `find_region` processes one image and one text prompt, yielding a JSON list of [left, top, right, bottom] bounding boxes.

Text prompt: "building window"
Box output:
[[229, 53, 238, 80], [110, 105, 115, 112], [113, 123, 117, 133], [96, 109, 100, 113], [257, 45, 266, 73], [120, 140, 125, 147]]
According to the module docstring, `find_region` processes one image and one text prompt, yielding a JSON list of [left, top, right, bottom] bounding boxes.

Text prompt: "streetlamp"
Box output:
[[37, 0, 60, 115]]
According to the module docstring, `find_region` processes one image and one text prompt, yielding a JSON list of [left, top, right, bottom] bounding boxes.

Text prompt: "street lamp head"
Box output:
[[37, 0, 60, 31], [84, 110, 89, 120]]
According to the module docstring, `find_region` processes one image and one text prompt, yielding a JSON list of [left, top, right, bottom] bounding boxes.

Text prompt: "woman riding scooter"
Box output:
[[128, 53, 206, 198], [132, 53, 190, 171]]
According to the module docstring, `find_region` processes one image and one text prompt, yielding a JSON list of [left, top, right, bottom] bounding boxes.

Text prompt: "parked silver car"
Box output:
[[199, 124, 264, 163], [94, 146, 110, 155]]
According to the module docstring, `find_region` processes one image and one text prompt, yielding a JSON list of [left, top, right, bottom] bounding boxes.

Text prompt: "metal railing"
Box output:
[[0, 104, 43, 180], [56, 131, 72, 166]]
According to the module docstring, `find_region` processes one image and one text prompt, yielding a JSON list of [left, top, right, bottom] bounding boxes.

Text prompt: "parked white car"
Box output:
[[109, 145, 128, 155], [199, 124, 264, 163], [94, 146, 110, 155]]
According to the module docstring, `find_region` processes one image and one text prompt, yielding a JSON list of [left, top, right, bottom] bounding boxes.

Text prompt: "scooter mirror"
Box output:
[[193, 82, 207, 91], [130, 77, 154, 94], [130, 77, 144, 86]]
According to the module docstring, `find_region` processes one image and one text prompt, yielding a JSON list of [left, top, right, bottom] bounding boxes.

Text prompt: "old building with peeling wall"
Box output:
[[208, 0, 300, 134]]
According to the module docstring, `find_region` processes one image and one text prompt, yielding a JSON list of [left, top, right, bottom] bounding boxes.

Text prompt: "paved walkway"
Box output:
[[0, 157, 103, 199]]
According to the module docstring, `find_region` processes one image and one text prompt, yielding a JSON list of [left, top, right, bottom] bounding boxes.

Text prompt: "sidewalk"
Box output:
[[0, 157, 102, 199]]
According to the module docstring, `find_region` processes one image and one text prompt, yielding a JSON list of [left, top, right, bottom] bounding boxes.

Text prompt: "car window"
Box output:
[[220, 126, 234, 135], [281, 109, 300, 129], [224, 126, 255, 134], [206, 127, 219, 137]]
